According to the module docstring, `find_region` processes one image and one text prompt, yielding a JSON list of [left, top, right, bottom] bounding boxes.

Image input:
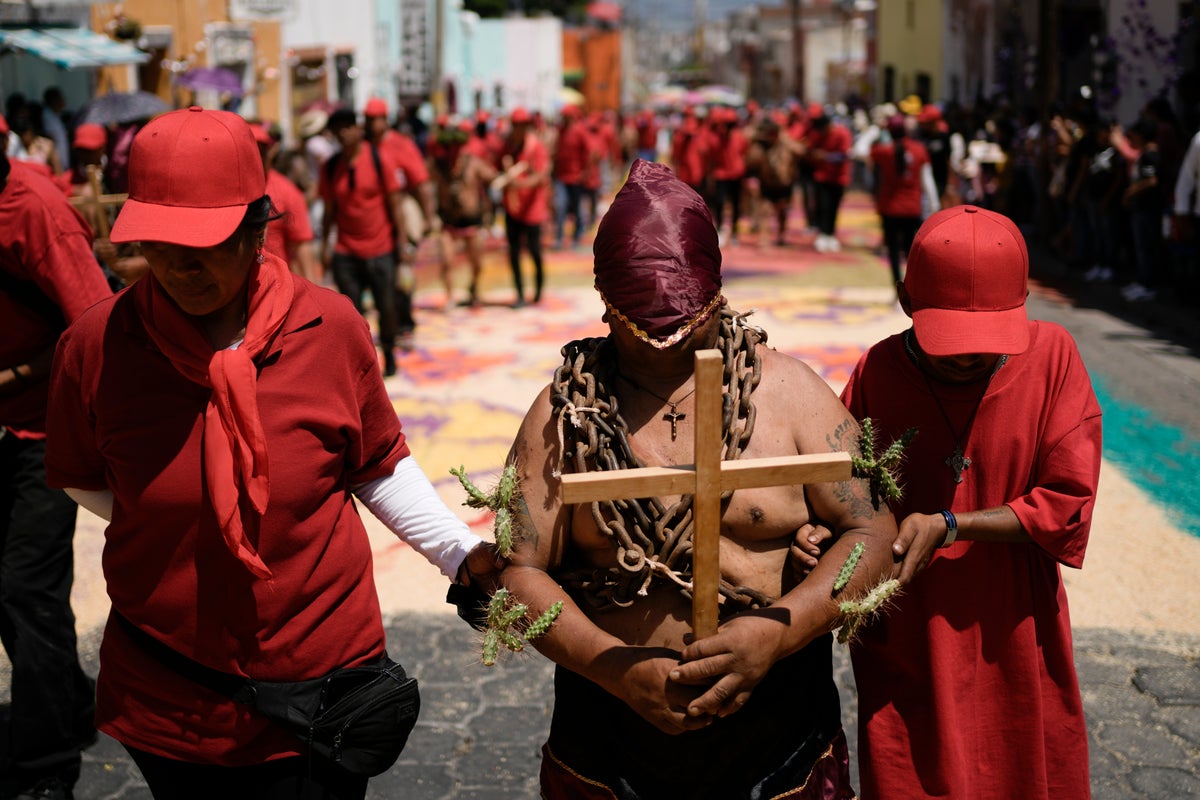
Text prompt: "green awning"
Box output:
[[0, 27, 150, 69]]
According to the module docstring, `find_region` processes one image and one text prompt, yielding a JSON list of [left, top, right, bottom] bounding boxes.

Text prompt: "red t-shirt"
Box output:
[[319, 144, 402, 259], [553, 122, 590, 185], [582, 126, 603, 190], [636, 116, 658, 150], [841, 321, 1100, 800], [45, 274, 410, 765], [870, 139, 930, 218], [711, 127, 749, 180], [1, 161, 111, 436], [379, 129, 430, 188], [503, 134, 551, 224], [264, 169, 314, 266], [671, 123, 714, 188], [807, 123, 853, 186]]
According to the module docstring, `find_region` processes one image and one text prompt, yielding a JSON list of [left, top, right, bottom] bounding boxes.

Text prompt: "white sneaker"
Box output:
[[827, 236, 841, 252], [1084, 265, 1107, 281], [1121, 282, 1155, 301], [814, 235, 829, 253]]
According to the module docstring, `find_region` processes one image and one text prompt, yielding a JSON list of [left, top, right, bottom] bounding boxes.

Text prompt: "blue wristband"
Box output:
[[939, 509, 958, 548]]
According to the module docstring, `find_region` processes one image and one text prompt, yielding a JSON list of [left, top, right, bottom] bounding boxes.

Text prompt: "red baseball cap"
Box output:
[[0, 112, 10, 136], [73, 122, 107, 150], [905, 205, 1029, 356], [111, 107, 265, 247], [510, 107, 532, 125], [364, 97, 388, 118], [249, 122, 274, 146], [918, 104, 943, 124]]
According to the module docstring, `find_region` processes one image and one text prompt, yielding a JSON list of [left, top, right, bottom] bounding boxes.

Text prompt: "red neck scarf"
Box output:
[[133, 254, 295, 580]]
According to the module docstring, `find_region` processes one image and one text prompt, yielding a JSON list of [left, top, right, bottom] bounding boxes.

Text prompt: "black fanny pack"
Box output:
[[117, 614, 420, 777]]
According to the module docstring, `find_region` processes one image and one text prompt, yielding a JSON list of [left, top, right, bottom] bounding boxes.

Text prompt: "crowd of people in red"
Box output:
[[6, 80, 1197, 366]]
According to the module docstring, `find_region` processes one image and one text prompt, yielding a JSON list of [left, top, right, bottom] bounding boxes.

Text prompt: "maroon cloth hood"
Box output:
[[593, 159, 722, 347]]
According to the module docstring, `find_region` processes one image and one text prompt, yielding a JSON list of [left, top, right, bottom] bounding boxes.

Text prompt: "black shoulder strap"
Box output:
[[367, 142, 398, 240]]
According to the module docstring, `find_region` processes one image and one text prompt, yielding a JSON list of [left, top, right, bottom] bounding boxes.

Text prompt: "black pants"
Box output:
[[506, 217, 544, 303], [330, 251, 409, 357], [880, 215, 921, 283], [714, 177, 744, 234], [815, 182, 845, 236], [0, 434, 94, 787], [545, 637, 842, 799], [126, 746, 367, 800], [555, 182, 584, 246]]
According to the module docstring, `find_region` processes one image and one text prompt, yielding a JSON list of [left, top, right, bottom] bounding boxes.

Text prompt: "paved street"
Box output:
[[10, 191, 1200, 798]]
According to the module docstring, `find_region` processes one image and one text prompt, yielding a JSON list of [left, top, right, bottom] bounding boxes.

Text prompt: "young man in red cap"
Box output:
[[320, 108, 411, 373], [363, 97, 436, 242], [709, 106, 749, 245], [498, 107, 550, 307], [500, 158, 897, 799], [801, 105, 852, 253], [551, 104, 590, 250], [838, 205, 1100, 799], [0, 139, 110, 800]]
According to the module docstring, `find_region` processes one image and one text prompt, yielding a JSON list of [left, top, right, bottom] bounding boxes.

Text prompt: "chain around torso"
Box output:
[[550, 304, 792, 615]]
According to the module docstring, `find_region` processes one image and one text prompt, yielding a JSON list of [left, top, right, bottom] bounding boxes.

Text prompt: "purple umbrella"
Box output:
[[176, 66, 245, 97]]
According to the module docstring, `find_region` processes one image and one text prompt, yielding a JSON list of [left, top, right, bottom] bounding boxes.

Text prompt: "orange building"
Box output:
[[562, 27, 621, 112], [90, 1, 283, 123]]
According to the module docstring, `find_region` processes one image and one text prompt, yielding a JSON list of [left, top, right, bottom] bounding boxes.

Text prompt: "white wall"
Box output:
[[279, 0, 379, 127]]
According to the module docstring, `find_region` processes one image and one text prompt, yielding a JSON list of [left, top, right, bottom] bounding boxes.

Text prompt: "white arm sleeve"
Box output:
[[353, 455, 482, 579], [65, 487, 113, 521]]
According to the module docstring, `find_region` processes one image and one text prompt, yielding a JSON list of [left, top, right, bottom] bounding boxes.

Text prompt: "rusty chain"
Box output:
[[549, 304, 774, 612]]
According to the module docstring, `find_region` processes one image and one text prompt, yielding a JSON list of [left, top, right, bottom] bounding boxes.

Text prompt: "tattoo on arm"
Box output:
[[512, 494, 540, 551], [826, 417, 877, 521]]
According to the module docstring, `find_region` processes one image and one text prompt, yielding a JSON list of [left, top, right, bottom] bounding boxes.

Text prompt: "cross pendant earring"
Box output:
[[663, 404, 685, 440]]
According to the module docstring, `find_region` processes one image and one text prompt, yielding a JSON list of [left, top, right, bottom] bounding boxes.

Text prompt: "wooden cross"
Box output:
[[560, 349, 851, 639]]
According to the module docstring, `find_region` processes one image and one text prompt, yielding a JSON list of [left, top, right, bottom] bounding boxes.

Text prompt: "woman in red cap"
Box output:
[[44, 107, 503, 797]]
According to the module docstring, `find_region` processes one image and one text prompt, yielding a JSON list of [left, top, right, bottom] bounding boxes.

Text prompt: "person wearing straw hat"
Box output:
[[44, 107, 504, 797], [500, 159, 896, 799], [836, 205, 1100, 799]]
